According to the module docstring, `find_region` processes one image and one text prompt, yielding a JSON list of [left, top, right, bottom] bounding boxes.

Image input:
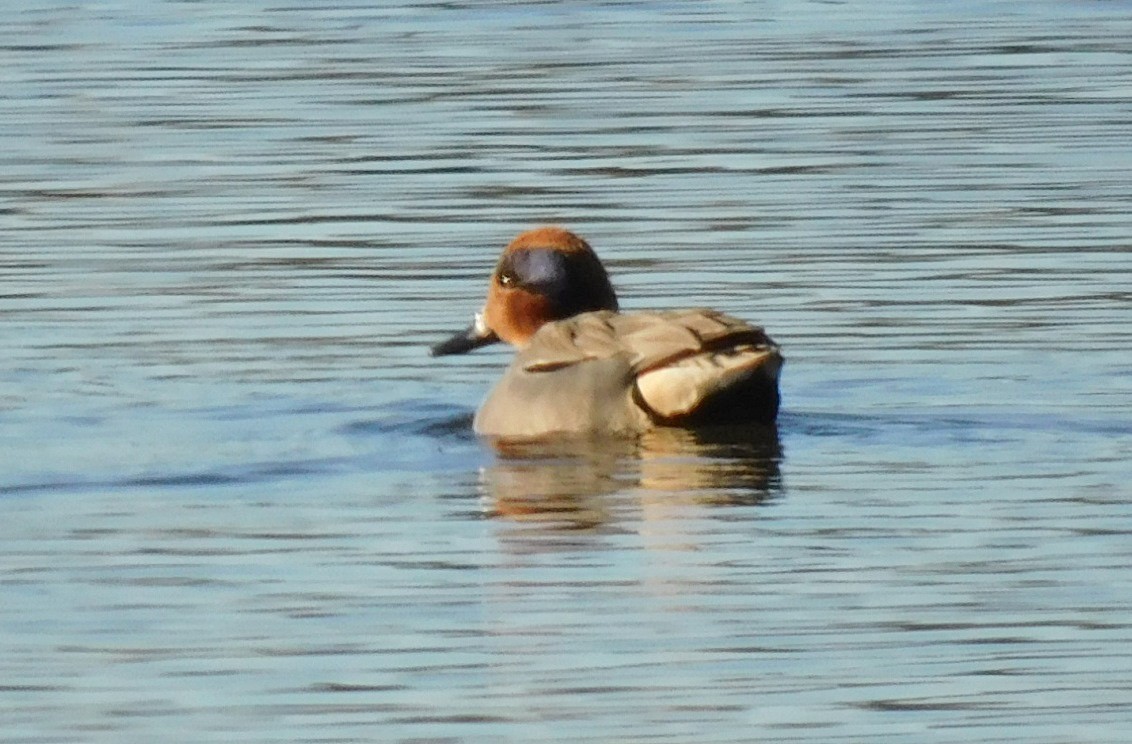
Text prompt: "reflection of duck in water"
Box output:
[[481, 427, 783, 527], [432, 227, 783, 439]]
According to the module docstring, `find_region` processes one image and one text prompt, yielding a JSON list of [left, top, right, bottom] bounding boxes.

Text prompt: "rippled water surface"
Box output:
[[3, 1, 1131, 742]]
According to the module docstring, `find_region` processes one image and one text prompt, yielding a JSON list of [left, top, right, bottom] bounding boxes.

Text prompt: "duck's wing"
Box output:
[[514, 309, 782, 426], [515, 310, 622, 372], [610, 309, 776, 374], [518, 308, 777, 372]]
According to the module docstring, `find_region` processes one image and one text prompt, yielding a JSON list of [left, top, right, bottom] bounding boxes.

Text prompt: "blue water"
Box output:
[[3, 1, 1131, 742]]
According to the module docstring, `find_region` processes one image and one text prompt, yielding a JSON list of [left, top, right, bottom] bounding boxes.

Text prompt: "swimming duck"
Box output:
[[431, 227, 783, 438]]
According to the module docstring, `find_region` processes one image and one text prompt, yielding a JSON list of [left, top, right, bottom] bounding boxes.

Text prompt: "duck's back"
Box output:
[[473, 309, 783, 438]]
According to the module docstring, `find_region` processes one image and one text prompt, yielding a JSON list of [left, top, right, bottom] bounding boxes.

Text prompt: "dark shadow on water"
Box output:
[[4, 400, 481, 498], [0, 455, 362, 497], [780, 408, 1132, 444], [339, 399, 475, 440]]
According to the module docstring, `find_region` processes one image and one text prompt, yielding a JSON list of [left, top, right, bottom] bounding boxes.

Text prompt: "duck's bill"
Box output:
[[430, 312, 499, 356]]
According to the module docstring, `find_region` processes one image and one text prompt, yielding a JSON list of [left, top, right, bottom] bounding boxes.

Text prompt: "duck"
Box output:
[[431, 226, 783, 438]]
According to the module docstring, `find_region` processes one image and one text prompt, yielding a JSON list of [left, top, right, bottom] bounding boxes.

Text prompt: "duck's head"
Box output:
[[431, 226, 619, 355]]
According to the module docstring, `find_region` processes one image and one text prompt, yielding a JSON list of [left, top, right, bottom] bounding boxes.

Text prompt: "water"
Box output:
[[3, 1, 1131, 741]]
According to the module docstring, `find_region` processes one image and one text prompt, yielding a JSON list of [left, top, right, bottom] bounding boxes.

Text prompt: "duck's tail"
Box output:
[[635, 346, 783, 426]]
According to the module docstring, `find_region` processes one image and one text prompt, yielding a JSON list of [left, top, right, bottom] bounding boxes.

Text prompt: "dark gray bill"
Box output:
[[430, 313, 498, 356]]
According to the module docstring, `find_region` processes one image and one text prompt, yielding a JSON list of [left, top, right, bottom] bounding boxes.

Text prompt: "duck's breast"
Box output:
[[473, 351, 648, 438]]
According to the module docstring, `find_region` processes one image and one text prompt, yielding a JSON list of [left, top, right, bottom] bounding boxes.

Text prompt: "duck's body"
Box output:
[[432, 227, 783, 439], [474, 308, 780, 437]]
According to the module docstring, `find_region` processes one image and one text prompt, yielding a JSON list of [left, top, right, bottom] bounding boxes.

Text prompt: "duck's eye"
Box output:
[[498, 272, 515, 287]]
